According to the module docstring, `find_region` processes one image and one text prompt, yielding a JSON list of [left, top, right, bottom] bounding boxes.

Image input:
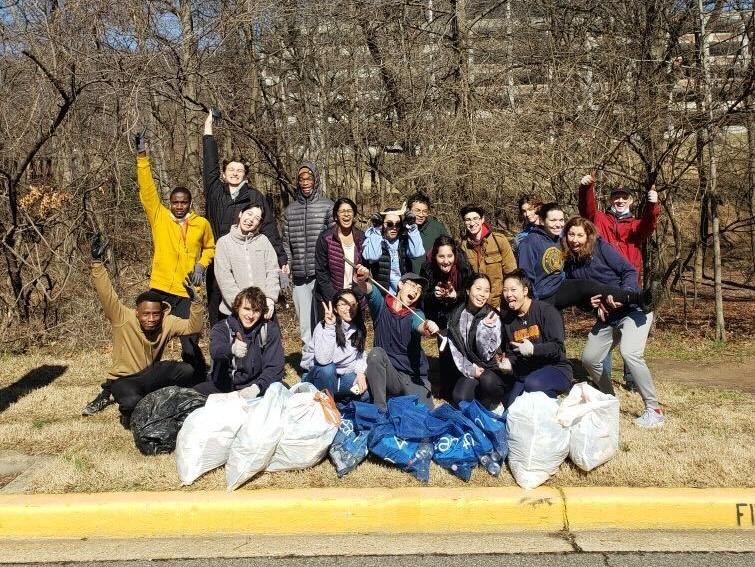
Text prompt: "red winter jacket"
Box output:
[[578, 181, 659, 281]]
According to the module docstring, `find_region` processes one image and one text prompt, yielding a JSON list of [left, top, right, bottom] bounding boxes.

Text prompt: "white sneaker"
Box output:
[[634, 407, 665, 428]]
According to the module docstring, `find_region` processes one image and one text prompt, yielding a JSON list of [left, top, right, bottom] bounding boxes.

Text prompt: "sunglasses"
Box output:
[[383, 221, 399, 229]]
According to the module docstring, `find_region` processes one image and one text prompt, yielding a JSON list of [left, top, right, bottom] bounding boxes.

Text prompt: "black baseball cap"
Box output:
[[399, 272, 428, 289], [609, 186, 633, 197]]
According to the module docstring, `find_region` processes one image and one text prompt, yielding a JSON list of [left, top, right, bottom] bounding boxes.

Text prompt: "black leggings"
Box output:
[[451, 369, 513, 410], [545, 279, 643, 311]]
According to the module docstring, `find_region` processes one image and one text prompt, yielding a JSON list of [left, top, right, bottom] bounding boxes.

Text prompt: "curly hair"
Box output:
[[231, 287, 267, 316]]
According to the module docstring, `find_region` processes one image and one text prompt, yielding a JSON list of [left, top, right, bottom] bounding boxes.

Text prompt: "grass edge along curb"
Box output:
[[0, 487, 753, 539]]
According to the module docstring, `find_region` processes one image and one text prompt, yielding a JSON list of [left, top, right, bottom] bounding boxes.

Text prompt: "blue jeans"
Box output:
[[302, 363, 369, 403], [601, 347, 635, 384]]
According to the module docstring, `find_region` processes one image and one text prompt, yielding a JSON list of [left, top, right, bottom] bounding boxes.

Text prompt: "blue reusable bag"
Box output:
[[460, 400, 508, 475], [430, 403, 495, 480], [329, 401, 385, 477]]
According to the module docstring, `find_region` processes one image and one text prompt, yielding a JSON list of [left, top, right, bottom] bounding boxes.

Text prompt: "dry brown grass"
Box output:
[[1, 337, 754, 493]]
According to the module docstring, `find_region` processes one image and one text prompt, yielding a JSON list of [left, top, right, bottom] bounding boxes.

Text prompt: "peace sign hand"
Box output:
[[322, 301, 336, 325]]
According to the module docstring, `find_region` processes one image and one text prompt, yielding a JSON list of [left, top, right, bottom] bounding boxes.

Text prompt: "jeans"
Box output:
[[601, 349, 634, 384], [581, 310, 659, 410], [302, 362, 369, 403]]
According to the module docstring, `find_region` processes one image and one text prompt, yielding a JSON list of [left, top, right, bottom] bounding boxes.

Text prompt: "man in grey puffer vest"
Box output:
[[281, 162, 333, 344]]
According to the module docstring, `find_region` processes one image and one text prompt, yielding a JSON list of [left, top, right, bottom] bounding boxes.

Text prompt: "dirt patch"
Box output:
[[0, 474, 18, 489], [651, 358, 755, 393]]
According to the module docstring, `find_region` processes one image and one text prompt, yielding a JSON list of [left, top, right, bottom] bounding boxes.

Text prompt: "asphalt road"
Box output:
[[6, 554, 754, 567]]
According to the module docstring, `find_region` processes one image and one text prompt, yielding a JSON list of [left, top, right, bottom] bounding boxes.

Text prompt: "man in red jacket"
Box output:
[[578, 174, 660, 391]]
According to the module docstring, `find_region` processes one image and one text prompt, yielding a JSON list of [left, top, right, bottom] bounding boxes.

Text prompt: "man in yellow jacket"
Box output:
[[135, 131, 215, 378], [82, 235, 205, 428]]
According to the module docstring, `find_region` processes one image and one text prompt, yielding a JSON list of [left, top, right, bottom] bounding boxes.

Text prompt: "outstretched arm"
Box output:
[[202, 112, 221, 197], [634, 187, 660, 242], [578, 175, 598, 221]]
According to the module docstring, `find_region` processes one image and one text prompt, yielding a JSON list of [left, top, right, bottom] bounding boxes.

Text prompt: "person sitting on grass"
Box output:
[[443, 273, 509, 414], [354, 266, 439, 410], [194, 286, 285, 396], [301, 289, 369, 402], [82, 235, 204, 429], [362, 204, 425, 295], [498, 270, 573, 407]]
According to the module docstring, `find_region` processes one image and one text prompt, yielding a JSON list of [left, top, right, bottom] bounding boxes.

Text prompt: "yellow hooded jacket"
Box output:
[[137, 155, 215, 297]]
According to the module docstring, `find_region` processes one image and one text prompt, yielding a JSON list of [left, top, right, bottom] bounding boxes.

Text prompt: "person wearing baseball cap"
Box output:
[[354, 266, 438, 410]]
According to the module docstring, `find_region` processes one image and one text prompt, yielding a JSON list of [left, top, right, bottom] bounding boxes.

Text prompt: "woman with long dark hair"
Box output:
[[562, 216, 664, 428], [301, 288, 369, 402], [420, 235, 473, 330]]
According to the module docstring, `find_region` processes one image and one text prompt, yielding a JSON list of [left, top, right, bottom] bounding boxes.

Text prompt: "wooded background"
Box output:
[[1, 0, 754, 348]]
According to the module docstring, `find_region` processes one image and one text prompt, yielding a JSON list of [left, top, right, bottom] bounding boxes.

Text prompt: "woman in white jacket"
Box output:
[[214, 205, 280, 320], [301, 289, 369, 402]]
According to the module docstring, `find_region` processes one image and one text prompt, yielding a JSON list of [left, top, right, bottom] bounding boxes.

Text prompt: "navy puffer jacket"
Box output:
[[281, 161, 334, 284]]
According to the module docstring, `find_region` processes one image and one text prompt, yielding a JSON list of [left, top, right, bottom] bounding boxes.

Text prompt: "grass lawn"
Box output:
[[1, 335, 753, 493]]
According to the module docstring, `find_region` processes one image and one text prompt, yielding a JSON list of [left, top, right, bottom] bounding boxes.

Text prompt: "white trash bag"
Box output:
[[266, 382, 341, 472], [175, 392, 247, 486], [556, 382, 620, 472], [507, 391, 570, 489], [226, 382, 290, 490]]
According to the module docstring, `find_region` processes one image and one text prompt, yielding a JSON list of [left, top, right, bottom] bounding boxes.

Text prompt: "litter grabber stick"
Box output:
[[343, 256, 449, 351]]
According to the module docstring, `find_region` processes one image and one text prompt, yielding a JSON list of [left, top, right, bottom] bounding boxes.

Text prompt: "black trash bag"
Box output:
[[130, 386, 207, 455]]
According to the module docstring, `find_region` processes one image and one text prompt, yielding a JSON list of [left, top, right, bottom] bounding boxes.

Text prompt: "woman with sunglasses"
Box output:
[[301, 289, 369, 402], [362, 205, 424, 294]]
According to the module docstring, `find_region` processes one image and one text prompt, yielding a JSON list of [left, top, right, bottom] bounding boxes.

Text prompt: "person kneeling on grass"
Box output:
[[354, 266, 439, 411], [82, 235, 204, 429], [301, 289, 369, 402], [194, 287, 285, 397], [444, 273, 510, 414], [498, 270, 573, 406]]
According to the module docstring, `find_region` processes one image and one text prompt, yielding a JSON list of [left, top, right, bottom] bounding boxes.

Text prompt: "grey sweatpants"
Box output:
[[292, 279, 316, 345], [581, 310, 659, 410], [365, 347, 432, 411]]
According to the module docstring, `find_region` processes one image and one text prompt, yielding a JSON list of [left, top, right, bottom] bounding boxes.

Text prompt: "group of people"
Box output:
[[82, 111, 664, 432]]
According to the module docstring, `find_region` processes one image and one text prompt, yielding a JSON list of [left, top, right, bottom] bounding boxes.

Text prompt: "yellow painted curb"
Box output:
[[0, 487, 563, 539], [562, 488, 755, 530]]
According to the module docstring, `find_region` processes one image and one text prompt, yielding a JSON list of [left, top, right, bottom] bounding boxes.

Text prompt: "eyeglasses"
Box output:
[[337, 209, 354, 216], [464, 216, 481, 224], [384, 221, 399, 228]]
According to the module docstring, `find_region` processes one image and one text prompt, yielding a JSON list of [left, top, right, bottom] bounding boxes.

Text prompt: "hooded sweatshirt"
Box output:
[[213, 225, 281, 315], [281, 162, 334, 284], [92, 262, 203, 377], [137, 156, 215, 297], [517, 225, 565, 300]]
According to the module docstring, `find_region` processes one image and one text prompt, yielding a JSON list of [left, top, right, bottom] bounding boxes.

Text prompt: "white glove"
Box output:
[[511, 339, 534, 357], [647, 188, 658, 203], [240, 384, 260, 400], [231, 337, 248, 358], [424, 320, 439, 335], [580, 174, 595, 186], [498, 358, 512, 372], [265, 297, 275, 320]]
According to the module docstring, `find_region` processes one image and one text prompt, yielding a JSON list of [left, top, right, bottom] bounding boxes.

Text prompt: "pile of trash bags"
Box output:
[[134, 380, 620, 489]]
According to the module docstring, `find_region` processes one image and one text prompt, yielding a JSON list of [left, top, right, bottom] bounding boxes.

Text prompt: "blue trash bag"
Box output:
[[367, 396, 446, 482], [329, 401, 384, 477], [430, 403, 496, 480], [460, 400, 509, 475]]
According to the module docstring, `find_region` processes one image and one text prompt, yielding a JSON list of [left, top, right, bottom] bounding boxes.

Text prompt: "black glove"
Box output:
[[134, 127, 147, 153], [370, 213, 383, 228], [91, 233, 109, 261], [190, 264, 204, 286], [403, 210, 416, 227], [183, 273, 197, 301]]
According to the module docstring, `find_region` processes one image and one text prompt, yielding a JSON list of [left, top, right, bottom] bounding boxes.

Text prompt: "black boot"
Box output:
[[81, 389, 113, 416]]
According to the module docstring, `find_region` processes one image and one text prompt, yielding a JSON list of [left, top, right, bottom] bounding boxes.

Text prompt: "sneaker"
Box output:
[[81, 389, 113, 416], [634, 407, 665, 428]]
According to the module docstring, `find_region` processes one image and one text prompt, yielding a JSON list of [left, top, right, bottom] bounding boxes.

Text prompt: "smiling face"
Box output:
[[502, 277, 531, 313], [467, 277, 491, 309], [463, 211, 484, 239], [610, 191, 634, 214], [543, 209, 565, 238], [224, 161, 247, 187], [298, 169, 315, 196], [335, 292, 357, 323], [335, 203, 354, 230], [169, 190, 191, 219], [396, 279, 423, 306], [566, 224, 588, 254], [521, 203, 539, 224], [410, 202, 429, 226], [383, 213, 401, 240], [238, 206, 263, 234], [136, 301, 164, 333], [237, 299, 262, 330], [435, 245, 455, 273]]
